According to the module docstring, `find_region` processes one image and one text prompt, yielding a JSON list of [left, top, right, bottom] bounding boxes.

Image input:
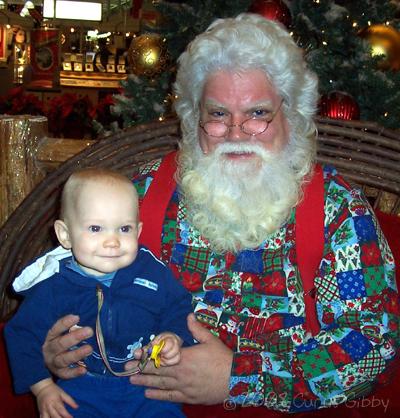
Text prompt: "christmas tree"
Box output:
[[111, 0, 400, 130]]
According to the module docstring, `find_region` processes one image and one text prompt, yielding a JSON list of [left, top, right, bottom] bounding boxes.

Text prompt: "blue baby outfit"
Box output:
[[5, 246, 193, 417]]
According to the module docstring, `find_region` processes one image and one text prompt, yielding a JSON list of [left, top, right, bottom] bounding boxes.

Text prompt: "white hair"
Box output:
[[173, 13, 320, 252], [174, 13, 319, 178]]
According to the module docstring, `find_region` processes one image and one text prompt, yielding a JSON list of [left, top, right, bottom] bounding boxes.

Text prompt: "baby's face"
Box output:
[[66, 181, 141, 276]]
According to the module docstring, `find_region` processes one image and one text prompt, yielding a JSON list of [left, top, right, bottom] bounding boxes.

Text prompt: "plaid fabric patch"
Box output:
[[337, 311, 361, 329], [315, 272, 340, 302], [264, 332, 293, 354], [177, 200, 186, 222], [139, 158, 161, 175], [182, 246, 211, 274], [339, 330, 373, 362], [297, 346, 336, 379], [358, 348, 386, 378], [262, 246, 285, 273], [336, 270, 367, 300], [363, 266, 386, 296]]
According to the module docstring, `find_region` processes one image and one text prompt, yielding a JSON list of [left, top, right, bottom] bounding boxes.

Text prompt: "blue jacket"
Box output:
[[5, 246, 193, 394]]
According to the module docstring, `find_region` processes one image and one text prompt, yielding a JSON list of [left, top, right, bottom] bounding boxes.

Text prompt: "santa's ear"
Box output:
[[54, 220, 72, 249]]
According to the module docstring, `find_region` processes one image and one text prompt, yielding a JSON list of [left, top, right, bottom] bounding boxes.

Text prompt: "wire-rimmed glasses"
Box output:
[[199, 99, 284, 138]]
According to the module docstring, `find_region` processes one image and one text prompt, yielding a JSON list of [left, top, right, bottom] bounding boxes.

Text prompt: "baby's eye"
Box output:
[[120, 225, 133, 233], [89, 225, 101, 233]]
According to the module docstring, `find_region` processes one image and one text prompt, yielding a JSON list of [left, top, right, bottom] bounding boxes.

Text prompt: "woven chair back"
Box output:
[[0, 117, 399, 319]]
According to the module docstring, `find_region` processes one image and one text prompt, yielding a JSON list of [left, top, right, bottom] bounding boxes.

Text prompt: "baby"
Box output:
[[5, 168, 193, 418]]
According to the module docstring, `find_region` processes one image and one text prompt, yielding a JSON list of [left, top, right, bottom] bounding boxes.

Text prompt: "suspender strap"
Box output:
[[295, 164, 324, 336], [139, 153, 325, 336], [139, 151, 178, 258]]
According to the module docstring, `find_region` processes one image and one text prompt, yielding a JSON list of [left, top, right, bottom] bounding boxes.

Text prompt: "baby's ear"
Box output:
[[137, 221, 143, 238], [54, 220, 72, 249]]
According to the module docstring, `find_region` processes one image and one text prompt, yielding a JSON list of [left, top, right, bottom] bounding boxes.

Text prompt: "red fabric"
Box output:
[[296, 164, 324, 336], [139, 151, 178, 258], [0, 322, 37, 418]]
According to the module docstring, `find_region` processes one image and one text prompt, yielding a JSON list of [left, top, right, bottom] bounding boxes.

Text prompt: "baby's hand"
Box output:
[[152, 332, 183, 367], [31, 378, 78, 418]]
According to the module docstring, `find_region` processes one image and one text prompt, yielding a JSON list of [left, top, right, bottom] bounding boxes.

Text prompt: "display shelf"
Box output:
[[59, 71, 127, 88]]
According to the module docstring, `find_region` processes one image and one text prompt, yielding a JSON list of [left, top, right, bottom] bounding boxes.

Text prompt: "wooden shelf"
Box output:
[[59, 71, 127, 88]]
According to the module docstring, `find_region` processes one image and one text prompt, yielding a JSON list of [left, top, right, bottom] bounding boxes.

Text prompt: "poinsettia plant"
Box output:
[[0, 87, 45, 116], [92, 94, 124, 135], [46, 93, 96, 139]]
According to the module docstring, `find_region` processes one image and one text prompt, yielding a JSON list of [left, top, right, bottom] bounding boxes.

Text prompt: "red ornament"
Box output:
[[248, 0, 292, 28], [319, 91, 360, 121]]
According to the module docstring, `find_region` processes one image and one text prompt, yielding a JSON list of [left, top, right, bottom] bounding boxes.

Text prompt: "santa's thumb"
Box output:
[[187, 313, 213, 344]]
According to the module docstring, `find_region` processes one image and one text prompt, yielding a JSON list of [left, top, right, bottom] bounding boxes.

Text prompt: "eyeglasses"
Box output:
[[199, 99, 284, 138]]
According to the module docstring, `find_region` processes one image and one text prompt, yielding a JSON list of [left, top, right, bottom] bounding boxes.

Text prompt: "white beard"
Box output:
[[178, 142, 302, 253]]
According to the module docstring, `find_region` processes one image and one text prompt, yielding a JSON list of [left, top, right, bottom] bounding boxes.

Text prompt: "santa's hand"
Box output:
[[43, 314, 93, 379], [128, 313, 233, 404]]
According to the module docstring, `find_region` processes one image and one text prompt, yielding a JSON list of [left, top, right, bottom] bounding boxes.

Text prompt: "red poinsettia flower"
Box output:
[[0, 86, 44, 115], [361, 242, 381, 266], [230, 381, 250, 397], [46, 93, 95, 138], [233, 354, 261, 376], [180, 270, 203, 292]]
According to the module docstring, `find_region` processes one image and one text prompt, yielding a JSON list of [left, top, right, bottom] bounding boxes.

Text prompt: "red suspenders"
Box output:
[[295, 164, 324, 335], [138, 151, 178, 257], [139, 151, 324, 335]]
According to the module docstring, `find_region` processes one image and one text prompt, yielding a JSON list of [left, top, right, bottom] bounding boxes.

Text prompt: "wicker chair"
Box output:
[[0, 116, 399, 321]]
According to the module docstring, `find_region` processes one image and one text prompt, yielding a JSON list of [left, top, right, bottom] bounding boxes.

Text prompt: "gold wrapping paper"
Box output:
[[0, 115, 48, 226]]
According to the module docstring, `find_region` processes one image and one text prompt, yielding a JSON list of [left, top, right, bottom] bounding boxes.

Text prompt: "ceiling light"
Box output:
[[43, 0, 102, 21]]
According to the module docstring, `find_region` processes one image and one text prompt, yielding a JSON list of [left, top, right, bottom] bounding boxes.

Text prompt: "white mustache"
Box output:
[[214, 142, 274, 161]]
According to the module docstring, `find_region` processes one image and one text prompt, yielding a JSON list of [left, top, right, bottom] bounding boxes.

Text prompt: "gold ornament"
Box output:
[[127, 33, 169, 77], [359, 24, 400, 71]]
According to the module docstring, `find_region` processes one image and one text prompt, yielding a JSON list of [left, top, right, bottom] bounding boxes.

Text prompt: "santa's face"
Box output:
[[199, 69, 289, 165]]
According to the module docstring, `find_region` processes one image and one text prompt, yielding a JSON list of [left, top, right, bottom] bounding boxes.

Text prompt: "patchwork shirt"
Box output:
[[133, 160, 399, 412]]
